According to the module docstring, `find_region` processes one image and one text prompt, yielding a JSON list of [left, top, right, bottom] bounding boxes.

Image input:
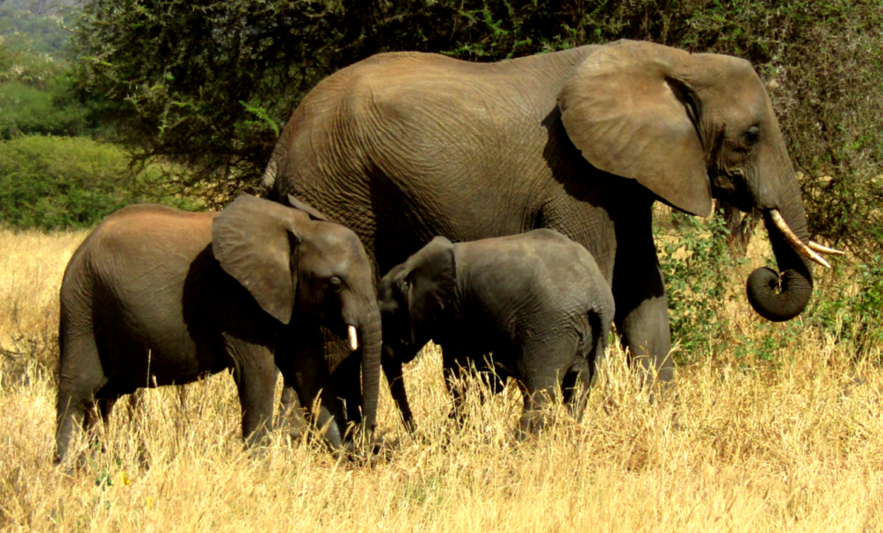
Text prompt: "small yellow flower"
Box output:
[[120, 471, 131, 486], [146, 496, 154, 510]]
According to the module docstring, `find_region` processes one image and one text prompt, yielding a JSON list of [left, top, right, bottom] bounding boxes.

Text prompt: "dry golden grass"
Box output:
[[1, 227, 882, 532]]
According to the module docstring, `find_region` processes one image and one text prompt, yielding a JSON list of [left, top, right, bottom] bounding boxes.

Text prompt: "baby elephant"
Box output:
[[378, 229, 614, 436], [56, 194, 382, 462]]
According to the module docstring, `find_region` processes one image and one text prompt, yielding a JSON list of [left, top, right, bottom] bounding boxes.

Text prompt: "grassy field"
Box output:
[[1, 227, 882, 532]]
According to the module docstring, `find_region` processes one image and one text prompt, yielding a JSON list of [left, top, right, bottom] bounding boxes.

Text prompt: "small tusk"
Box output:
[[348, 325, 358, 352], [808, 241, 846, 256], [769, 210, 832, 269]]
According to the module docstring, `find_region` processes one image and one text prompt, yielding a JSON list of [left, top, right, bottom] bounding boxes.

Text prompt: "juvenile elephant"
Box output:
[[55, 194, 381, 462], [377, 230, 615, 436], [264, 39, 842, 387]]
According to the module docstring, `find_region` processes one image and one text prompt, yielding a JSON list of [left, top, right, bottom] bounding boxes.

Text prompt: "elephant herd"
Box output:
[[54, 40, 843, 462]]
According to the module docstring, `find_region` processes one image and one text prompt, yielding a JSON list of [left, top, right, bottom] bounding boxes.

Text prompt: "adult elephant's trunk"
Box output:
[[358, 301, 382, 436], [746, 177, 815, 322]]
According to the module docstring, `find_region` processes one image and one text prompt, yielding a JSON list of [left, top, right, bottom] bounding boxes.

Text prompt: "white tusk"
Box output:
[[769, 210, 832, 269], [808, 241, 846, 256], [348, 325, 358, 352]]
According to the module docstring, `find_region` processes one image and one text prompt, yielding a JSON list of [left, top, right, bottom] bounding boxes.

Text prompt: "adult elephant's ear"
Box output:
[[404, 236, 456, 347], [213, 194, 302, 325], [558, 40, 712, 217]]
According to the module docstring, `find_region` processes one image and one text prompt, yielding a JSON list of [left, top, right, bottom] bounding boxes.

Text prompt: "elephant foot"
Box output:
[[284, 427, 305, 442], [342, 433, 391, 466], [516, 410, 546, 440]]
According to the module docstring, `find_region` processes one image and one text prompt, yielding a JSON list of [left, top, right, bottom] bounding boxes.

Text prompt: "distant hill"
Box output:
[[0, 0, 77, 55], [0, 0, 79, 17]]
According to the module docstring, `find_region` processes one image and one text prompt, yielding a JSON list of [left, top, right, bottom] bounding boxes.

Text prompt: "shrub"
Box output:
[[806, 257, 883, 361], [656, 212, 738, 362], [0, 135, 199, 230], [0, 81, 88, 138], [658, 208, 883, 365]]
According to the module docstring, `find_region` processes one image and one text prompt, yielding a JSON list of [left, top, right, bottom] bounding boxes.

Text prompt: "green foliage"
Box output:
[[0, 0, 97, 139], [0, 81, 87, 137], [0, 135, 198, 230], [0, 2, 73, 55], [656, 214, 738, 361], [0, 43, 67, 88], [658, 211, 883, 364], [806, 257, 883, 360]]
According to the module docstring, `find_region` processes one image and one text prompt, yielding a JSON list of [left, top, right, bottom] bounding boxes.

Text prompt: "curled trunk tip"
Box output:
[[746, 267, 812, 322]]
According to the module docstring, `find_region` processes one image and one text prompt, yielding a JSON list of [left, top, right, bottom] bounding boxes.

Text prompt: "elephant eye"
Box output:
[[329, 276, 343, 292], [744, 125, 761, 145]]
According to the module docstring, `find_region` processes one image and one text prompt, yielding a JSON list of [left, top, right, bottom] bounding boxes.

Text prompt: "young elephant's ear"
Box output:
[[286, 194, 331, 222], [404, 236, 456, 347], [558, 40, 712, 217], [212, 194, 304, 325]]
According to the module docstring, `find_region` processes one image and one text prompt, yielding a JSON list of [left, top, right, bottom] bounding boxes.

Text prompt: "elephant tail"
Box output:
[[261, 159, 278, 196], [583, 297, 615, 368]]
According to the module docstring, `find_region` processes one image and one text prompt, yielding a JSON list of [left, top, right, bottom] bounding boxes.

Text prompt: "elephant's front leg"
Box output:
[[612, 248, 673, 385], [225, 337, 277, 446], [276, 327, 349, 449], [330, 347, 364, 427], [383, 353, 417, 432], [276, 375, 306, 440], [517, 374, 559, 439]]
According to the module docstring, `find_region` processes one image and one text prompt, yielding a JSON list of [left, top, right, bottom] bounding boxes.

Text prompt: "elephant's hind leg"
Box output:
[[561, 364, 591, 423], [516, 374, 558, 439], [516, 338, 579, 438], [563, 310, 613, 423], [55, 333, 108, 464]]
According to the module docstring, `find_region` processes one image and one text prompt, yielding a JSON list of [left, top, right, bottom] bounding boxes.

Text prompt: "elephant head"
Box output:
[[378, 236, 456, 364], [557, 39, 837, 321], [211, 194, 382, 435]]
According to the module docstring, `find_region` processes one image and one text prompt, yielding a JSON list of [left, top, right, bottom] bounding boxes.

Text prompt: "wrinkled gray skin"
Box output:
[[265, 40, 816, 385], [55, 194, 381, 462], [378, 230, 615, 436]]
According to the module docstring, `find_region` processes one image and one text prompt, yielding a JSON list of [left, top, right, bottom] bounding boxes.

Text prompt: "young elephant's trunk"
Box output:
[[358, 301, 382, 435]]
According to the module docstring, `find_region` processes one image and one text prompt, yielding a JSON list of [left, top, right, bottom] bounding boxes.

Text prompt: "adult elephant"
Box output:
[[263, 40, 839, 384]]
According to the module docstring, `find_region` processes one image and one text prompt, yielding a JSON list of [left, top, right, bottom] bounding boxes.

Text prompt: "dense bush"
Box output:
[[0, 81, 88, 138], [656, 214, 736, 360], [0, 135, 198, 230], [806, 256, 883, 360]]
